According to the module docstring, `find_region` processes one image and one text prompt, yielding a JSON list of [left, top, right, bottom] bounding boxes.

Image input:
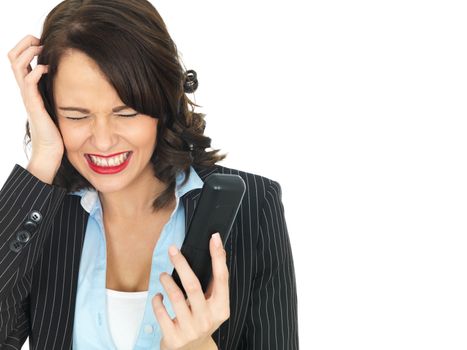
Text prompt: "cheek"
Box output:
[[145, 123, 158, 140], [59, 125, 83, 151], [133, 119, 158, 146]]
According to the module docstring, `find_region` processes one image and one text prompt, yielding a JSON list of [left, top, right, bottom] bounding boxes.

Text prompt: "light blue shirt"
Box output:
[[69, 166, 204, 349]]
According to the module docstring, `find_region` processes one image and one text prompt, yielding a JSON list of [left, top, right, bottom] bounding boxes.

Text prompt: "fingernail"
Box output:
[[212, 232, 222, 248], [169, 245, 178, 256]]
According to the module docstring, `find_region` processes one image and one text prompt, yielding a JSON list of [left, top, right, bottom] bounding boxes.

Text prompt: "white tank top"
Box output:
[[106, 288, 149, 350]]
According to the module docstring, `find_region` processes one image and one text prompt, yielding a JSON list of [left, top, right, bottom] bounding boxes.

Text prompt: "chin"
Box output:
[[79, 167, 133, 194], [93, 184, 126, 194]]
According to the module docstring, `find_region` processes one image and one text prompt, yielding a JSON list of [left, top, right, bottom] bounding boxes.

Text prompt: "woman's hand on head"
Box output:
[[152, 233, 230, 350], [7, 34, 64, 160]]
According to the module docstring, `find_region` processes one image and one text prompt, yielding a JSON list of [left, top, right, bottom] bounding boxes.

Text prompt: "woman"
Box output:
[[1, 0, 298, 349]]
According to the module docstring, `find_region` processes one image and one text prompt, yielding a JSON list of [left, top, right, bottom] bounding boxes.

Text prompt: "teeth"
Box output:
[[89, 152, 130, 167]]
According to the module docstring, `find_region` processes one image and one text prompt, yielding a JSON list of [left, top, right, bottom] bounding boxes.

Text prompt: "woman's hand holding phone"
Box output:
[[7, 34, 64, 184], [152, 233, 229, 350]]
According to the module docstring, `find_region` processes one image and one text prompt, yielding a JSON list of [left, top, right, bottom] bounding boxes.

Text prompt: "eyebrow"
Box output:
[[57, 105, 130, 113]]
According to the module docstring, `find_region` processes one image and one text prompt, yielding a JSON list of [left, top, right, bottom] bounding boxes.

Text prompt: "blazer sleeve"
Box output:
[[0, 164, 67, 348], [239, 180, 299, 349]]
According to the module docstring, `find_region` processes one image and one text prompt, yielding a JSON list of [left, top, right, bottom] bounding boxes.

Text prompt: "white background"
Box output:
[[1, 1, 466, 349]]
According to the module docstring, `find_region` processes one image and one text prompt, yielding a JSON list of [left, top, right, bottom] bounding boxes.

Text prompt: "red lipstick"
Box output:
[[85, 151, 132, 175]]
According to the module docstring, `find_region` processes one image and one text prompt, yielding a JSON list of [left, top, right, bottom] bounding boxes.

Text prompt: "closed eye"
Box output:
[[65, 113, 139, 120]]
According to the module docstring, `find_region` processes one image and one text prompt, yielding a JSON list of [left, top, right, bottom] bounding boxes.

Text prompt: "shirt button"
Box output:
[[144, 324, 154, 334]]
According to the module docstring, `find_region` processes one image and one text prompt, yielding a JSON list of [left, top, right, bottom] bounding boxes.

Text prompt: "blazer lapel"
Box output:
[[181, 165, 218, 233], [180, 187, 202, 232]]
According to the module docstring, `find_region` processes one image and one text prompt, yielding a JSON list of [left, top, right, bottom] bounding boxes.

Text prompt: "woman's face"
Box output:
[[53, 49, 158, 193]]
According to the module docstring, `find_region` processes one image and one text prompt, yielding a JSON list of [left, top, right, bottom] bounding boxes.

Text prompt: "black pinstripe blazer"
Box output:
[[0, 163, 298, 350]]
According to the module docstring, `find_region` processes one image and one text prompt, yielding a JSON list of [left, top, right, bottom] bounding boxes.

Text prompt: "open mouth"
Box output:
[[85, 151, 132, 167], [85, 151, 133, 174]]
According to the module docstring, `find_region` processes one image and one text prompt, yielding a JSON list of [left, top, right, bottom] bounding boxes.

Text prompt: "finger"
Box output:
[[152, 293, 177, 337], [23, 64, 49, 114], [12, 46, 44, 89], [168, 245, 208, 317], [16, 45, 44, 76], [7, 34, 40, 62], [208, 233, 230, 320], [159, 271, 194, 332]]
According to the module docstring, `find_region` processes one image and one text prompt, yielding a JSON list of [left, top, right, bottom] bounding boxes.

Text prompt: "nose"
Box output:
[[90, 116, 119, 152]]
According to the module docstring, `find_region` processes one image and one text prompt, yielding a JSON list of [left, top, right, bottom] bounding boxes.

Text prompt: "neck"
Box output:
[[98, 166, 172, 221]]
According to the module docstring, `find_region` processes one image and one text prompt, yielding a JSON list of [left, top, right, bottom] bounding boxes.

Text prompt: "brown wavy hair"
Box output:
[[26, 0, 227, 213]]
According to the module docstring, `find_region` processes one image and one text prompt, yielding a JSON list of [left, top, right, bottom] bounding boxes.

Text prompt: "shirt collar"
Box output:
[[69, 165, 204, 215]]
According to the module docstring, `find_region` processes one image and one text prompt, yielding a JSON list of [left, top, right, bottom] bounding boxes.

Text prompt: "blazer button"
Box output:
[[29, 210, 42, 224], [16, 230, 31, 243], [23, 220, 37, 232], [9, 240, 23, 253]]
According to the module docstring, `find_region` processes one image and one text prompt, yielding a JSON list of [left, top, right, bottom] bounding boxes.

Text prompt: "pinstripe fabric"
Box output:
[[0, 163, 298, 349]]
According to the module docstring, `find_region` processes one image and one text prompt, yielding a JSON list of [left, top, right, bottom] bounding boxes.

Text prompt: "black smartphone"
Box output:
[[171, 173, 246, 298]]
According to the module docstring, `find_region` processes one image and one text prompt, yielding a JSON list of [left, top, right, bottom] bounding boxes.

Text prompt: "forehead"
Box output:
[[54, 49, 121, 105]]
